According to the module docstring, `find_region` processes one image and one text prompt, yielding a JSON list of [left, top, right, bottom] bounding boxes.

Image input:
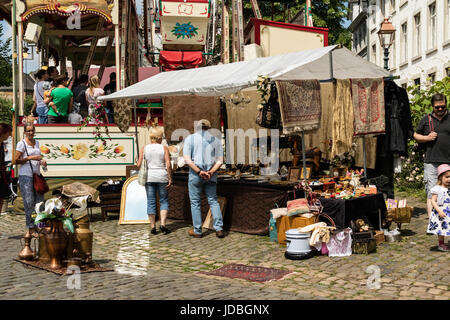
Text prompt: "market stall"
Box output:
[[100, 45, 408, 240]]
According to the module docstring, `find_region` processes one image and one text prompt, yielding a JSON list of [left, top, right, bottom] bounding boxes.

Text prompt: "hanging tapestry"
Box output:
[[163, 95, 221, 142], [113, 98, 133, 133], [275, 80, 322, 135], [331, 79, 354, 159], [351, 78, 385, 136]]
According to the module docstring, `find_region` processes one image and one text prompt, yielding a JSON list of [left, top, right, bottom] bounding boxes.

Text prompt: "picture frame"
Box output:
[[299, 166, 312, 179], [119, 176, 150, 225], [288, 167, 301, 182]]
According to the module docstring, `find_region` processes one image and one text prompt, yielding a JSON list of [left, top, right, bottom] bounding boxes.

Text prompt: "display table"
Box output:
[[320, 193, 387, 230], [168, 173, 387, 235], [168, 173, 292, 235]]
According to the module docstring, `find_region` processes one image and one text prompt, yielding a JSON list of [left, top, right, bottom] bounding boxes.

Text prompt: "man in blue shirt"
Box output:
[[183, 119, 225, 238]]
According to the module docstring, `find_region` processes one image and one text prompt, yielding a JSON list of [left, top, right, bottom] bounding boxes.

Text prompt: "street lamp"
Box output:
[[377, 18, 396, 70]]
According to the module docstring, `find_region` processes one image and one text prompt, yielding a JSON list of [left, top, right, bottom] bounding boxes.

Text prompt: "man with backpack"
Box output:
[[413, 93, 450, 218]]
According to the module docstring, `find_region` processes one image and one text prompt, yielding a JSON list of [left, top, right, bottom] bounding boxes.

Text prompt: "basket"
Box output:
[[386, 206, 413, 224], [374, 230, 385, 245]]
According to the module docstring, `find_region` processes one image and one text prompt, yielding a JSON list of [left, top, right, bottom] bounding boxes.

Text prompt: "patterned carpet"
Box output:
[[198, 263, 293, 283]]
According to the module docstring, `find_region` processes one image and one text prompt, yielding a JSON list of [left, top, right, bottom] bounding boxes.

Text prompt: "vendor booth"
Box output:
[[99, 45, 411, 239]]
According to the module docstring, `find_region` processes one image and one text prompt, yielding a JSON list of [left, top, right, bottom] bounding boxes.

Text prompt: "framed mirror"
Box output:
[[119, 176, 149, 225]]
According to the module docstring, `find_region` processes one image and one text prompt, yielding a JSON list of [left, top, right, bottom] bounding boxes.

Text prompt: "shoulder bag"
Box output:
[[23, 140, 49, 194], [138, 152, 147, 186], [0, 142, 11, 198]]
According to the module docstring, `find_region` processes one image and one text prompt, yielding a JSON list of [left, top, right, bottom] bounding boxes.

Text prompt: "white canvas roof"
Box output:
[[99, 45, 390, 101]]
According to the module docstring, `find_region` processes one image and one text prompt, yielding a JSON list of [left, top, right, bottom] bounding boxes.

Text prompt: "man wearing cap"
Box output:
[[183, 119, 225, 238], [413, 93, 450, 217]]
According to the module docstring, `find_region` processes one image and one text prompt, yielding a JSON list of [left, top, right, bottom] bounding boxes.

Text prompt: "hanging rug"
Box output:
[[14, 259, 114, 276], [198, 263, 293, 283]]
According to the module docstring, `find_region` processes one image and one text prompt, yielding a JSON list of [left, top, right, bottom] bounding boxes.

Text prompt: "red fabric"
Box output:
[[159, 51, 204, 71]]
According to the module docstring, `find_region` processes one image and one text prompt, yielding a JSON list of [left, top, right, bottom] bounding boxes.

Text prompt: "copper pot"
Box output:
[[18, 234, 35, 261], [73, 214, 93, 264], [44, 220, 68, 269]]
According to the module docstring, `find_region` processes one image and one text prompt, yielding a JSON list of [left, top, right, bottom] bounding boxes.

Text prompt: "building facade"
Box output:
[[348, 0, 450, 88]]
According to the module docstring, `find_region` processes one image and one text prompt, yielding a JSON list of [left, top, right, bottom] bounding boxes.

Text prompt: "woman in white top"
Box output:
[[137, 127, 172, 235], [85, 75, 105, 124], [14, 123, 47, 238]]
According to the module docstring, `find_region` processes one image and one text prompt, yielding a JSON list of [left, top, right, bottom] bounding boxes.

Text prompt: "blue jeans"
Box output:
[[36, 106, 48, 124], [145, 182, 169, 215], [188, 173, 223, 235], [19, 175, 44, 229]]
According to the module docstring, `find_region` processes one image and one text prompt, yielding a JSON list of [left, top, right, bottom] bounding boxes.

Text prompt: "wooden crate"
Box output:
[[352, 238, 376, 254], [387, 206, 413, 224], [276, 215, 316, 245]]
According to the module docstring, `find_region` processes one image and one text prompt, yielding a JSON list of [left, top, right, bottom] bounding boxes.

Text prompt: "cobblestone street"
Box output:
[[0, 195, 449, 300]]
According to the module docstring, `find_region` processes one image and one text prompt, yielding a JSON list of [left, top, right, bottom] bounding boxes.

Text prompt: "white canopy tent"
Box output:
[[100, 45, 391, 180], [99, 46, 390, 101]]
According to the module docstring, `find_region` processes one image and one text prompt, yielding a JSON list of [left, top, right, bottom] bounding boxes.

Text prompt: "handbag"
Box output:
[[0, 143, 11, 199], [138, 153, 148, 186], [23, 140, 49, 194], [256, 83, 282, 129]]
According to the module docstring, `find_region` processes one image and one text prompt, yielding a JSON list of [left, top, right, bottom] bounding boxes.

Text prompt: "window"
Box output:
[[414, 78, 421, 87], [429, 3, 437, 49], [446, 67, 450, 77], [401, 22, 408, 62], [445, 0, 450, 40], [390, 37, 396, 69], [414, 13, 421, 56], [401, 83, 407, 89], [372, 44, 377, 64], [390, 0, 396, 13], [428, 73, 436, 84]]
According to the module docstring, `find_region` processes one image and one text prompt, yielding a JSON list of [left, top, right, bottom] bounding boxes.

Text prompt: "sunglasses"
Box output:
[[434, 105, 446, 110], [26, 130, 35, 132]]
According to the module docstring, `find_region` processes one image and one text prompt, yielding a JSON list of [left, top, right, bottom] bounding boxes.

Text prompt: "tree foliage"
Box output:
[[241, 0, 351, 48], [0, 23, 12, 87]]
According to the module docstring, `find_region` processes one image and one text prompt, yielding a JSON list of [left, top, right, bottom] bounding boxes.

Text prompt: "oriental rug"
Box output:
[[351, 78, 385, 136], [198, 263, 293, 283], [276, 80, 322, 135], [14, 259, 114, 276], [163, 95, 221, 142]]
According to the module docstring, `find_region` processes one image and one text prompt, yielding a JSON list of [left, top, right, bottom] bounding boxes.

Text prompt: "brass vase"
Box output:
[[18, 233, 35, 261], [44, 220, 68, 269]]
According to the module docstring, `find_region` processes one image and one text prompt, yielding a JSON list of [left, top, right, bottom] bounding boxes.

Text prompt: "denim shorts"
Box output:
[[424, 163, 439, 199], [145, 182, 169, 214]]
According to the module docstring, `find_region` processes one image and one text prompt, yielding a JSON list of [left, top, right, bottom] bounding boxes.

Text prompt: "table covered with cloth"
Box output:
[[167, 173, 291, 235], [319, 193, 387, 230], [168, 173, 387, 234]]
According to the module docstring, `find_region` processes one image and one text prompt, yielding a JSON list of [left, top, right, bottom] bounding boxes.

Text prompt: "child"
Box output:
[[427, 164, 450, 252]]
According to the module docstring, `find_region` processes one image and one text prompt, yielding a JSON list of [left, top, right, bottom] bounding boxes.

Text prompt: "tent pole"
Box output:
[[133, 100, 139, 159], [301, 132, 307, 182], [362, 137, 367, 178]]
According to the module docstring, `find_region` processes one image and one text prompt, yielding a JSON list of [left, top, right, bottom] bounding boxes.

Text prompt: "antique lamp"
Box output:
[[377, 18, 396, 70]]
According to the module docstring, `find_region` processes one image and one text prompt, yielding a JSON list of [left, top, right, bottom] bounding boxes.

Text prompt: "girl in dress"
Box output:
[[427, 164, 450, 252]]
